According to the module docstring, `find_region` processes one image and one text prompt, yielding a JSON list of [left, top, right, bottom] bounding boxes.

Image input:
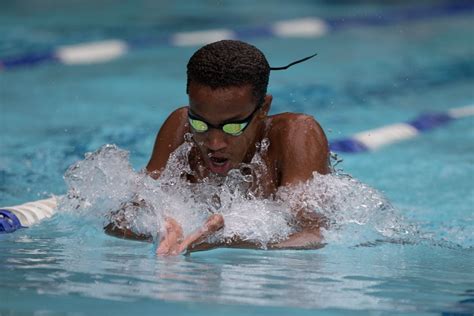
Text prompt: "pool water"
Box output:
[[1, 1, 473, 315]]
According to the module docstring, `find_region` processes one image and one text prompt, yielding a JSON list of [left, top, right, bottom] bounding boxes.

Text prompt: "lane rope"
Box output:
[[1, 1, 473, 70], [330, 105, 474, 153], [0, 197, 58, 233]]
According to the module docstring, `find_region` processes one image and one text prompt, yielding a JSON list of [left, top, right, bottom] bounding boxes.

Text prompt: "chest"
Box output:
[[248, 153, 279, 198]]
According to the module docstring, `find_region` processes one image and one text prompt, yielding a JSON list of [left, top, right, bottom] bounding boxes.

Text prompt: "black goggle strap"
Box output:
[[269, 52, 318, 71]]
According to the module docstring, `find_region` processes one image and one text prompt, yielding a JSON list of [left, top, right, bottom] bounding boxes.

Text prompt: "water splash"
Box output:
[[58, 143, 458, 249], [277, 172, 421, 246], [58, 142, 294, 245]]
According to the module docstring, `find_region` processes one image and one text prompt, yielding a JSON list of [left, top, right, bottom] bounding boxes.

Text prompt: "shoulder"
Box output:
[[156, 106, 190, 140], [267, 112, 327, 144], [266, 113, 330, 185], [146, 106, 190, 175], [156, 106, 190, 143], [166, 106, 189, 124]]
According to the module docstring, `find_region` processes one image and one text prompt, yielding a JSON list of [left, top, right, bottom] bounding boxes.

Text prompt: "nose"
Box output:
[[205, 128, 228, 152]]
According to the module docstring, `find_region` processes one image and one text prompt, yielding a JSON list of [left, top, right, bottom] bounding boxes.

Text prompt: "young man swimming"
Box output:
[[105, 40, 330, 255]]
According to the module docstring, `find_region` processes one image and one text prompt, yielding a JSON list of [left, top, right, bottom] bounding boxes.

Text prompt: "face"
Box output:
[[188, 82, 271, 175]]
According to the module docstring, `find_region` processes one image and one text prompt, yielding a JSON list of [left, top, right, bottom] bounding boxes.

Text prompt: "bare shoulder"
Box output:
[[266, 113, 330, 185], [146, 106, 190, 175], [167, 106, 189, 123], [267, 112, 327, 144]]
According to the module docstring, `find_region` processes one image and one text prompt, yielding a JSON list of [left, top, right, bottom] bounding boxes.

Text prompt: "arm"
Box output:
[[105, 107, 225, 251], [104, 222, 153, 241], [104, 107, 189, 240], [271, 115, 330, 247], [104, 198, 153, 241], [279, 114, 330, 185]]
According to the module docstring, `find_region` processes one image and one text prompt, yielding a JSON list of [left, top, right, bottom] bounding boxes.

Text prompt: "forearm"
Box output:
[[104, 222, 153, 242], [268, 227, 324, 250], [104, 198, 153, 242], [295, 208, 329, 230], [186, 237, 262, 252], [187, 228, 325, 252]]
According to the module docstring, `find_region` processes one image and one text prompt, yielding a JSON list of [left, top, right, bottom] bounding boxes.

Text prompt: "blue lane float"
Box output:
[[330, 105, 474, 153], [1, 1, 473, 71], [0, 210, 26, 233]]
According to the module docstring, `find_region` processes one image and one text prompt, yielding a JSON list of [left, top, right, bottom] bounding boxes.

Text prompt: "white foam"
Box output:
[[276, 172, 415, 245], [59, 142, 416, 248]]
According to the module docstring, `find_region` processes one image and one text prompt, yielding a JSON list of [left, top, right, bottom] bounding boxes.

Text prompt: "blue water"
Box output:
[[1, 1, 473, 315]]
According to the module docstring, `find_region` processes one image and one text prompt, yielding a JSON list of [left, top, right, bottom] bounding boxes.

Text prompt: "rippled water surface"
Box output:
[[2, 219, 473, 315]]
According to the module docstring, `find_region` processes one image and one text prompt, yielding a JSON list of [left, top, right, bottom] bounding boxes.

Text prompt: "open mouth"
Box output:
[[208, 156, 231, 174], [210, 156, 228, 165]]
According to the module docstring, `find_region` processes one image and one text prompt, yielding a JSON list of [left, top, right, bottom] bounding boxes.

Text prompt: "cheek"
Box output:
[[229, 135, 253, 157], [191, 134, 206, 149]]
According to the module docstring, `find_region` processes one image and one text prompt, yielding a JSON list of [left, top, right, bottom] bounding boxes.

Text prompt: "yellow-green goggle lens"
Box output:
[[223, 123, 247, 136], [189, 119, 208, 132], [189, 117, 248, 136]]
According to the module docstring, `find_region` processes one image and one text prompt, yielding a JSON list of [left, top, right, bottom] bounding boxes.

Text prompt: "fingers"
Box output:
[[176, 229, 208, 254], [204, 214, 225, 232], [178, 214, 225, 253], [156, 217, 184, 256], [157, 214, 225, 256]]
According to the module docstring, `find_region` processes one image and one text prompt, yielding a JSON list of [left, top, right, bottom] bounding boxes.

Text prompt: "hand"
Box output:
[[156, 214, 224, 256]]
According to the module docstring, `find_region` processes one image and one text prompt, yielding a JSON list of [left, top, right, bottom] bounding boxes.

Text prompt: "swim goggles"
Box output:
[[188, 106, 261, 136]]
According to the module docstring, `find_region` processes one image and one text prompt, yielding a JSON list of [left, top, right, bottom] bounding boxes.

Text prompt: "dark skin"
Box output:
[[105, 81, 330, 256]]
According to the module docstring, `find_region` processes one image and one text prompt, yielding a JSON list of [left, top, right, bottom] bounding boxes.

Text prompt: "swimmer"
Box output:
[[104, 40, 329, 255]]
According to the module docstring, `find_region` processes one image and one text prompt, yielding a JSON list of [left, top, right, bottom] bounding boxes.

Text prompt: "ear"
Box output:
[[260, 94, 272, 117]]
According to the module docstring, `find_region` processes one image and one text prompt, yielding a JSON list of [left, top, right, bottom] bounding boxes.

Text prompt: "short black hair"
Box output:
[[186, 40, 270, 105]]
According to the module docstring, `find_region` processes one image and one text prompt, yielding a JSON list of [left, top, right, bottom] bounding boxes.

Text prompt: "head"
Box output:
[[186, 40, 272, 175]]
